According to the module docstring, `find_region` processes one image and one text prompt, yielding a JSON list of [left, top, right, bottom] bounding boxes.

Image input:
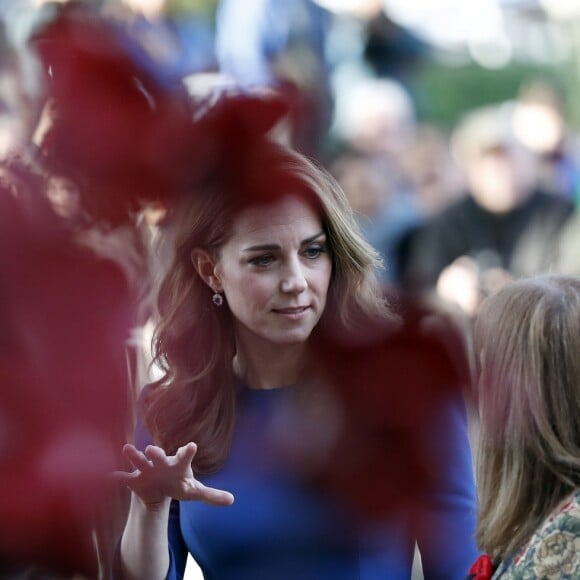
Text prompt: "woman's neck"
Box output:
[[233, 340, 308, 390]]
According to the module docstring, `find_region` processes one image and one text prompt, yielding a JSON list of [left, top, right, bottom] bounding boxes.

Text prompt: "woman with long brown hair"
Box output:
[[116, 101, 478, 579]]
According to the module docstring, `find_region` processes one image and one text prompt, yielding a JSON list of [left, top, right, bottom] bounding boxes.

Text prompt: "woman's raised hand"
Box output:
[[116, 442, 234, 507]]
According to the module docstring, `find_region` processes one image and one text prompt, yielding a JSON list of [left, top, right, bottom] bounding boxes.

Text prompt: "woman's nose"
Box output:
[[280, 260, 307, 294]]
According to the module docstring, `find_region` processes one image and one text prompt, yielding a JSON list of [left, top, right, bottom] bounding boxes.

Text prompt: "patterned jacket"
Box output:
[[468, 490, 580, 579]]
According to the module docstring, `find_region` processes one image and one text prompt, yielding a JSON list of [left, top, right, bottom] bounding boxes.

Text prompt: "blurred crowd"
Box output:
[[1, 0, 578, 315], [1, 0, 580, 578]]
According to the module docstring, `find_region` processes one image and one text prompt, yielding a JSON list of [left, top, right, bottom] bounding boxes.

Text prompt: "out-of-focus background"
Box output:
[[4, 0, 580, 154], [4, 0, 580, 147], [2, 1, 580, 578], [3, 0, 580, 303]]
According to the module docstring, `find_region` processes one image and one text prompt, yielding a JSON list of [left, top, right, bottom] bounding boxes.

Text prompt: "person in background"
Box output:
[[330, 77, 425, 286], [214, 0, 334, 157], [0, 4, 213, 576], [512, 78, 580, 204], [0, 151, 133, 580], [330, 147, 418, 285], [115, 108, 478, 579], [398, 104, 576, 316], [468, 275, 580, 579]]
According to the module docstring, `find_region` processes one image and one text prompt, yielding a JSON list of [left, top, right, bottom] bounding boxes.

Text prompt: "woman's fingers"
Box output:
[[190, 481, 235, 507], [123, 443, 153, 472], [117, 442, 233, 508], [110, 469, 139, 484], [175, 442, 198, 464], [144, 445, 170, 468]]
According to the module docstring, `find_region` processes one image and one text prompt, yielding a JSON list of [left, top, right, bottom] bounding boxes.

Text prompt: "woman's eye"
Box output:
[[249, 254, 275, 267], [303, 245, 326, 259]]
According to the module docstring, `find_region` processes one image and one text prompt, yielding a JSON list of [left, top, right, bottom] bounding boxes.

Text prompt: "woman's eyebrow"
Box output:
[[242, 243, 280, 252], [301, 231, 326, 245], [242, 231, 326, 252]]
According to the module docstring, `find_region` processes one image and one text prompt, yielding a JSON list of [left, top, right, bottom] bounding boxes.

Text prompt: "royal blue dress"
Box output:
[[136, 383, 478, 580]]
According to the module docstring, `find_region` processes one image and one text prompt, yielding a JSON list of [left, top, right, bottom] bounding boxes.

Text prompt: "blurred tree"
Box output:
[[413, 61, 566, 129], [166, 0, 219, 20]]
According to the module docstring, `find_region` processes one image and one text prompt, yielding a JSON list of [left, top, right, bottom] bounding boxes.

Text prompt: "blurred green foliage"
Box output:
[[412, 59, 574, 129], [166, 0, 219, 20]]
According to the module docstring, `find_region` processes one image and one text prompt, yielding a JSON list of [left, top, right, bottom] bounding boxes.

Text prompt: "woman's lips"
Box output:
[[273, 306, 310, 319]]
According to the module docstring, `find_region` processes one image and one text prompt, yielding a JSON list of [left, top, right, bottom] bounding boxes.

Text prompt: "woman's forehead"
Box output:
[[228, 195, 322, 239]]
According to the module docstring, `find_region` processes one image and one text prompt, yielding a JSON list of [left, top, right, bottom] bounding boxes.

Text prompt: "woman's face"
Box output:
[[214, 195, 332, 349]]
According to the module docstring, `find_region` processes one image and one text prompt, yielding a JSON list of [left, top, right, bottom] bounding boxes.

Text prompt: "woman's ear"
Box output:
[[190, 248, 222, 292]]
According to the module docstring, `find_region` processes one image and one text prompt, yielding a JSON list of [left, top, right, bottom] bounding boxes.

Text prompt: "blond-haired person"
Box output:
[[470, 275, 580, 578]]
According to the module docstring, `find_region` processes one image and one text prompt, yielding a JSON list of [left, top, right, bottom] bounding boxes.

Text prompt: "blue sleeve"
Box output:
[[166, 500, 188, 580], [416, 394, 480, 580]]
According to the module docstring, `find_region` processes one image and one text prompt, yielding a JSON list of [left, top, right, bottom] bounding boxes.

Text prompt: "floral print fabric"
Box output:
[[494, 490, 580, 579]]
